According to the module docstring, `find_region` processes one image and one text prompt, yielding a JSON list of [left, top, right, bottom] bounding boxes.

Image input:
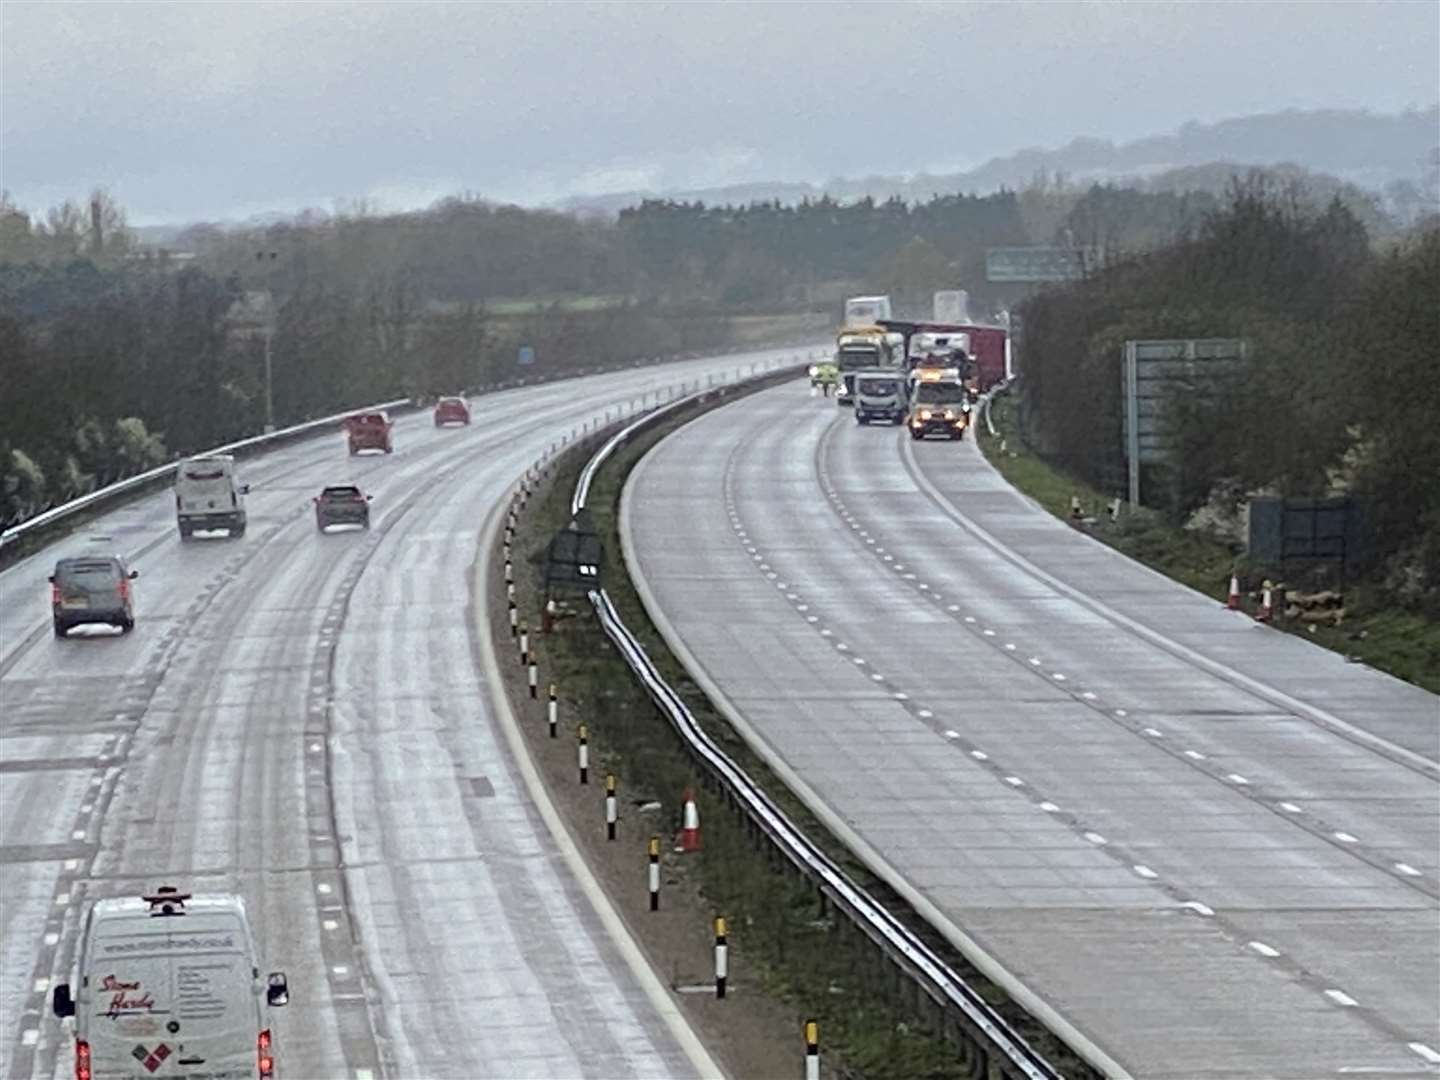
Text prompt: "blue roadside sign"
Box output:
[[518, 345, 535, 366]]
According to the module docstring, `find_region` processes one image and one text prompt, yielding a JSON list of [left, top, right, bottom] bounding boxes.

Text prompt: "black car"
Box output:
[[50, 555, 138, 637], [314, 485, 372, 530]]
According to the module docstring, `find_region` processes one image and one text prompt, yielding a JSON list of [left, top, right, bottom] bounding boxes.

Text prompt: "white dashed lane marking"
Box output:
[[1409, 1043, 1440, 1065], [1249, 941, 1280, 958], [1324, 989, 1358, 1007]]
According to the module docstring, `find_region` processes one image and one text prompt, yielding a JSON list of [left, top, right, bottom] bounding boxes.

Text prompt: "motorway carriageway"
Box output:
[[625, 379, 1440, 1080], [0, 347, 800, 1080]]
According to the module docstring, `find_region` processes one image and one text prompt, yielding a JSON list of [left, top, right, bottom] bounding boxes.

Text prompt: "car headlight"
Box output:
[[942, 409, 955, 420], [919, 410, 932, 420], [809, 365, 818, 376]]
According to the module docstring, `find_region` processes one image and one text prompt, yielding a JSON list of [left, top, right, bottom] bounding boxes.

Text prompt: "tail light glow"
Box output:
[[117, 579, 130, 602], [258, 1029, 273, 1077], [51, 584, 62, 606], [75, 1040, 91, 1080]]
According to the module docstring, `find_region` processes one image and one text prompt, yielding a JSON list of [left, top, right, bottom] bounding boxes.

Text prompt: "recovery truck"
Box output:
[[907, 366, 971, 440]]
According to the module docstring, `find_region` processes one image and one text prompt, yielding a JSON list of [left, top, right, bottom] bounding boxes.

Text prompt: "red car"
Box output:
[[433, 396, 471, 427], [345, 411, 393, 455]]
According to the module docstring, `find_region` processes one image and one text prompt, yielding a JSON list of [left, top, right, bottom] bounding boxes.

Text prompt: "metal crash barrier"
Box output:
[[571, 371, 1062, 1080]]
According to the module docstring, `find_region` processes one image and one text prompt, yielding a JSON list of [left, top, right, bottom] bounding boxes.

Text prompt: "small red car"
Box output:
[[345, 411, 393, 455], [433, 396, 471, 427]]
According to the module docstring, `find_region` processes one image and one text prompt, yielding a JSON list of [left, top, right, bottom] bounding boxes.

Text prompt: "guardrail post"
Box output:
[[528, 662, 538, 699], [508, 600, 518, 637], [605, 774, 617, 840], [647, 836, 661, 910], [519, 624, 529, 665]]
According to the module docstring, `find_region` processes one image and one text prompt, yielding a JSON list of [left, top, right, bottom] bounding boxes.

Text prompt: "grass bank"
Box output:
[[978, 392, 1440, 694]]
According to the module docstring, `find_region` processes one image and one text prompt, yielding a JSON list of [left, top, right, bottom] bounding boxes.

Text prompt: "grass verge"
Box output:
[[507, 389, 1099, 1080], [978, 393, 1440, 694]]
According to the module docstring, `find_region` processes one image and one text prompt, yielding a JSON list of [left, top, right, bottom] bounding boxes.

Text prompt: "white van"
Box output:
[[175, 456, 248, 540], [53, 887, 289, 1079]]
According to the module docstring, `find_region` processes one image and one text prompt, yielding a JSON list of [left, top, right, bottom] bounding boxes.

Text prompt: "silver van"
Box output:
[[53, 887, 289, 1079], [175, 456, 248, 540]]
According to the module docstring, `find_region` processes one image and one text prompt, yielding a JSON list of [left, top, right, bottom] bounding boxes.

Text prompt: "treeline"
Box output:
[[1016, 177, 1440, 611], [2, 168, 1415, 530], [0, 193, 742, 529]]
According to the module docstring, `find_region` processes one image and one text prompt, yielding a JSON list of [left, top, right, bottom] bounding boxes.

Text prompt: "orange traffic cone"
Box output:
[[680, 789, 702, 852], [1225, 574, 1242, 611], [1256, 580, 1274, 623]]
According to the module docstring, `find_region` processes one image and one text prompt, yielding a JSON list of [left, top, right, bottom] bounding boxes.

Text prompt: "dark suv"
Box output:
[[314, 486, 372, 531], [50, 556, 138, 637]]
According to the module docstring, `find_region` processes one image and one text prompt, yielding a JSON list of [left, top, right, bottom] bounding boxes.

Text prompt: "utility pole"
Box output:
[[263, 322, 275, 433], [255, 250, 279, 433]]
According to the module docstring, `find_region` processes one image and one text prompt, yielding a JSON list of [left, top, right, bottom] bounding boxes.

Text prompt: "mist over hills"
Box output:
[[125, 106, 1438, 244], [553, 107, 1439, 215]]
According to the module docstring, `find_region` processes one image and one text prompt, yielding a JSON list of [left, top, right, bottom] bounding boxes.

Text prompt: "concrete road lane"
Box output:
[[624, 382, 1440, 1080], [0, 347, 805, 1080]]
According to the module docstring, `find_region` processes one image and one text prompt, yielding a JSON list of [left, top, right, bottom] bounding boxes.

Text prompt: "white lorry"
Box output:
[[932, 290, 970, 324], [843, 295, 893, 328], [175, 456, 248, 540], [53, 887, 290, 1079]]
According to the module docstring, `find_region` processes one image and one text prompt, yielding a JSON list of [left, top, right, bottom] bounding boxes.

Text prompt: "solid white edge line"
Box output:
[[474, 491, 724, 1080], [622, 399, 1134, 1080], [901, 435, 1440, 778]]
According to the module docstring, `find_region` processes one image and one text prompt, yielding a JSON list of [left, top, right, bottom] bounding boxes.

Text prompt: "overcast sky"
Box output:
[[2, 1, 1437, 225]]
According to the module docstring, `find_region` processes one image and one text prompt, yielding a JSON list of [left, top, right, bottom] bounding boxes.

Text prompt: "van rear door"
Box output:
[[86, 914, 260, 1078], [176, 461, 237, 515]]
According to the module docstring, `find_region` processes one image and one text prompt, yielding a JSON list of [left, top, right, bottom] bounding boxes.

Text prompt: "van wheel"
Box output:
[[119, 618, 134, 634], [53, 620, 66, 639], [232, 523, 246, 538], [178, 523, 193, 542], [910, 430, 923, 441]]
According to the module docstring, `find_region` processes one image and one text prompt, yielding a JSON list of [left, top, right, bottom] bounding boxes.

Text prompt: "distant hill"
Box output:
[[555, 107, 1439, 214]]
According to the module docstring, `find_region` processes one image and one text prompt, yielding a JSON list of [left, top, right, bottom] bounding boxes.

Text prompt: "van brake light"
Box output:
[[51, 584, 62, 606], [75, 1040, 91, 1080], [117, 579, 130, 602], [258, 1029, 273, 1077]]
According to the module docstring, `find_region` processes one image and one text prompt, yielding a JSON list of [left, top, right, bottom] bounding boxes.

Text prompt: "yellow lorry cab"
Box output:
[[834, 327, 898, 404]]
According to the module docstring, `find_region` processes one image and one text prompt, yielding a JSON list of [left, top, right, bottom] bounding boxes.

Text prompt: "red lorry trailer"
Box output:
[[880, 320, 1009, 391]]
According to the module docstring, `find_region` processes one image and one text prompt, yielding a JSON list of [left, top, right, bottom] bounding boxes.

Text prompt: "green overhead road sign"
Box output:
[[985, 246, 1102, 283]]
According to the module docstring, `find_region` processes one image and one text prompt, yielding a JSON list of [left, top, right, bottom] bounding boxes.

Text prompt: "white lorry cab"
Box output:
[[175, 456, 248, 541], [53, 888, 289, 1079]]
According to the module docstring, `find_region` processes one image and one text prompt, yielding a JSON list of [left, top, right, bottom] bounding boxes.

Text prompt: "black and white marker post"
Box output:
[[714, 916, 728, 999], [647, 836, 661, 911], [547, 684, 558, 738], [577, 724, 589, 784], [605, 774, 617, 840], [804, 1020, 820, 1080]]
